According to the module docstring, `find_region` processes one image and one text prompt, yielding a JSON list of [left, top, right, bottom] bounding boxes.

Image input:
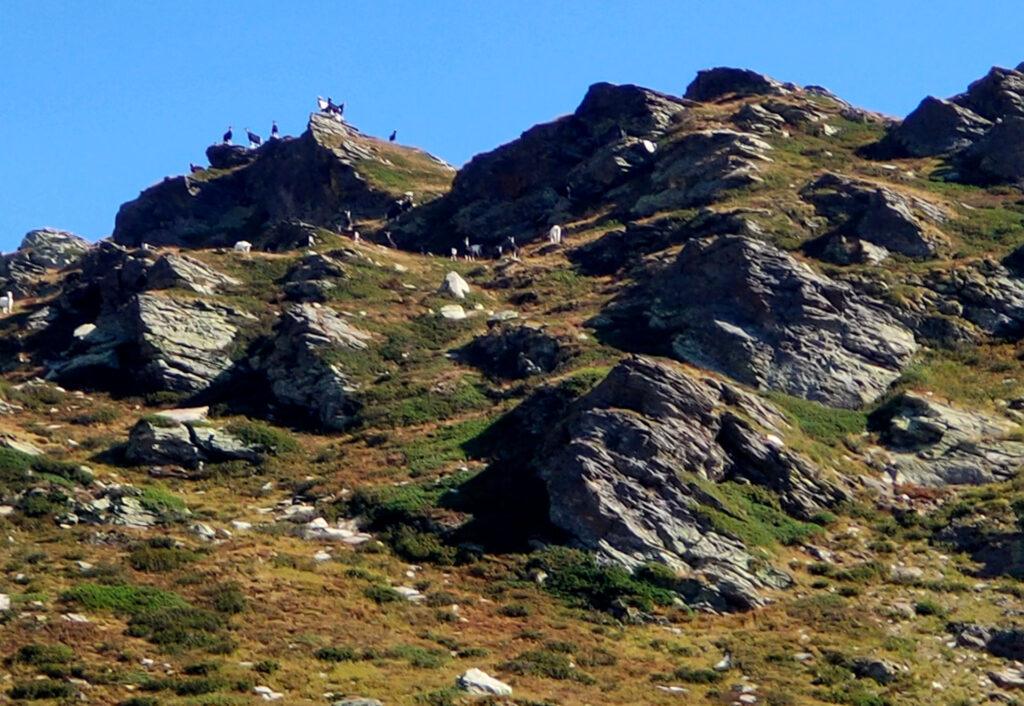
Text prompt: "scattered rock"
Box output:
[[456, 668, 513, 696], [439, 271, 471, 299], [439, 305, 467, 320]]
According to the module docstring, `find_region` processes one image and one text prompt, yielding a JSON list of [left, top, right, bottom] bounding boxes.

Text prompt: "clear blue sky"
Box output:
[[1, 1, 1022, 249]]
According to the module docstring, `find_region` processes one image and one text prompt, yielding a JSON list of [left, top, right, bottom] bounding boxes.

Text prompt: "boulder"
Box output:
[[438, 305, 467, 320], [255, 303, 370, 430], [800, 173, 946, 259], [47, 293, 256, 394], [684, 67, 789, 102], [456, 668, 513, 697], [731, 103, 787, 133], [112, 113, 453, 249], [851, 659, 904, 685], [144, 253, 241, 295], [125, 418, 264, 469], [873, 392, 1024, 486], [885, 96, 991, 157], [459, 323, 574, 378], [0, 228, 90, 296], [282, 253, 346, 302], [532, 356, 846, 610], [607, 235, 917, 408], [925, 259, 1024, 339], [439, 271, 470, 299]]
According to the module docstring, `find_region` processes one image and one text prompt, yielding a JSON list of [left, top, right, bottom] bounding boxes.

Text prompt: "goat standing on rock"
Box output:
[[233, 241, 252, 254], [0, 291, 14, 315]]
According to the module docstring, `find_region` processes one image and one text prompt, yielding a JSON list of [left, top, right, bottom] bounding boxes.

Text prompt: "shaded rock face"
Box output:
[[47, 293, 255, 394], [872, 392, 1024, 486], [604, 235, 917, 408], [684, 67, 789, 102], [459, 323, 574, 379], [125, 419, 263, 469], [956, 116, 1024, 184], [0, 229, 91, 296], [879, 64, 1024, 184], [112, 113, 451, 249], [800, 173, 946, 260], [392, 82, 687, 251], [535, 356, 846, 610], [885, 97, 991, 157], [254, 303, 370, 430]]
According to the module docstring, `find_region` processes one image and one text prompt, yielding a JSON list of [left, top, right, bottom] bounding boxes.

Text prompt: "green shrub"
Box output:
[[498, 603, 532, 618], [71, 406, 121, 425], [207, 582, 247, 614], [386, 526, 456, 565], [528, 547, 675, 612], [767, 393, 867, 445], [138, 485, 187, 514], [15, 643, 74, 665], [18, 489, 68, 517], [253, 660, 279, 674], [126, 605, 227, 649], [670, 666, 722, 684], [129, 545, 201, 572], [9, 679, 75, 699], [62, 582, 189, 614], [314, 645, 358, 662], [500, 649, 594, 683], [364, 584, 403, 604], [224, 420, 298, 455], [914, 599, 946, 617]]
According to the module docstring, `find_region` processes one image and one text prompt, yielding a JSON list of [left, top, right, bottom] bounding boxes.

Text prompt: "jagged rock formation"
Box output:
[[880, 63, 1024, 184], [251, 303, 371, 430], [0, 228, 91, 296], [112, 113, 453, 249], [532, 356, 845, 610], [800, 173, 947, 261], [47, 293, 255, 393], [599, 235, 917, 408], [391, 82, 688, 251], [872, 392, 1024, 486]]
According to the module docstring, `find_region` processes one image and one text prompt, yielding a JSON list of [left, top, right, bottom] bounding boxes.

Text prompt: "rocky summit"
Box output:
[[8, 63, 1024, 705]]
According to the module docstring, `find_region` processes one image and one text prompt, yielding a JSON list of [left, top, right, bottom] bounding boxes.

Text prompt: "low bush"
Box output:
[[528, 547, 675, 612], [500, 649, 594, 683], [9, 679, 75, 699], [225, 420, 298, 455]]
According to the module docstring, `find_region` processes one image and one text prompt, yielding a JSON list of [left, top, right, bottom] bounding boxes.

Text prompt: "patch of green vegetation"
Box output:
[[224, 420, 298, 455], [138, 485, 187, 515], [62, 582, 190, 614], [368, 377, 491, 427], [346, 471, 472, 527], [207, 582, 247, 614], [127, 604, 230, 651], [71, 406, 122, 425], [386, 525, 456, 564], [528, 547, 676, 612], [401, 415, 494, 475], [949, 203, 1024, 254], [692, 480, 822, 547], [364, 584, 404, 604], [14, 643, 75, 666], [9, 679, 75, 700], [129, 542, 202, 572], [500, 648, 595, 684], [557, 366, 610, 397], [314, 645, 358, 662], [355, 149, 454, 197], [0, 447, 93, 492], [768, 392, 867, 445]]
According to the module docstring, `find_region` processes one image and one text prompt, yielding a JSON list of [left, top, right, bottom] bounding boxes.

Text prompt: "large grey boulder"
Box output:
[[256, 303, 371, 430], [534, 356, 846, 610], [801, 173, 947, 260], [456, 668, 512, 696], [925, 259, 1024, 339], [952, 65, 1024, 121], [874, 392, 1024, 486], [144, 253, 241, 295], [955, 116, 1024, 183], [459, 322, 573, 379], [125, 418, 264, 469], [613, 235, 917, 408], [282, 252, 346, 302], [48, 293, 255, 393], [0, 228, 91, 296]]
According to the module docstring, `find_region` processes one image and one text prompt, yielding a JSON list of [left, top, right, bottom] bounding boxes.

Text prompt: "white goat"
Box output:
[[233, 241, 252, 254], [0, 291, 14, 315], [548, 224, 562, 245]]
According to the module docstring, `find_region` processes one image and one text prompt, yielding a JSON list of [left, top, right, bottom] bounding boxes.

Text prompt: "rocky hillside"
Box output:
[[5, 65, 1024, 705]]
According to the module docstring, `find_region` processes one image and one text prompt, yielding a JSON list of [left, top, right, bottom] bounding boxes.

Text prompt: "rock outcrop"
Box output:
[[884, 97, 991, 157], [800, 173, 947, 260], [533, 357, 845, 610], [112, 113, 453, 249], [252, 303, 371, 430], [602, 235, 917, 408], [872, 392, 1024, 486], [459, 323, 574, 378], [0, 228, 91, 295], [125, 418, 264, 469], [47, 293, 255, 394], [684, 67, 790, 102], [282, 252, 346, 302]]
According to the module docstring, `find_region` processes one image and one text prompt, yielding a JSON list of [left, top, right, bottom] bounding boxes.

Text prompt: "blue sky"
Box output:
[[1, 1, 1022, 249]]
